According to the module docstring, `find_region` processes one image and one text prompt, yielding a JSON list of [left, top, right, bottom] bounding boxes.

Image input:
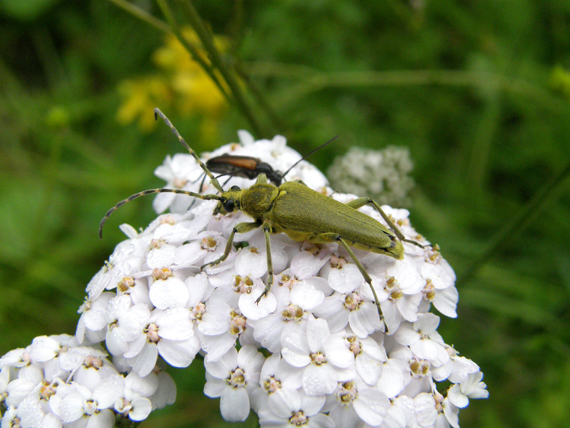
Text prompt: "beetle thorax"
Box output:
[[240, 184, 280, 219]]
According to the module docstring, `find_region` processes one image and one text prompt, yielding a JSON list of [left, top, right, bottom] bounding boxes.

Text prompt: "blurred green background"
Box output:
[[1, 1, 570, 427]]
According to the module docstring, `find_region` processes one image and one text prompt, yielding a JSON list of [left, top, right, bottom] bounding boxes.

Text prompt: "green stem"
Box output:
[[233, 62, 287, 135], [246, 64, 567, 114], [107, 0, 171, 33], [458, 160, 570, 284], [155, 0, 231, 103], [176, 0, 266, 137]]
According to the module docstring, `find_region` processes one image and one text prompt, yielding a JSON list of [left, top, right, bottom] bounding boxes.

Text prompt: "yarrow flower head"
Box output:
[[1, 128, 487, 428], [327, 146, 415, 208]]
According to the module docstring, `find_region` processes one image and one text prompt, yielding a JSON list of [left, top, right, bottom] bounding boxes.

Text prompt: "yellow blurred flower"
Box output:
[[117, 76, 172, 131], [117, 27, 229, 139]]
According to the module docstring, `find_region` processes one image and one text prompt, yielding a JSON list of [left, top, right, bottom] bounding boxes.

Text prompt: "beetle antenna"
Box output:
[[154, 108, 224, 193], [281, 135, 338, 179], [99, 188, 222, 238]]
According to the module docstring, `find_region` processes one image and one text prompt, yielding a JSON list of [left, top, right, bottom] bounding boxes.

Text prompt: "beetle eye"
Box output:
[[230, 185, 241, 191], [223, 199, 236, 212]]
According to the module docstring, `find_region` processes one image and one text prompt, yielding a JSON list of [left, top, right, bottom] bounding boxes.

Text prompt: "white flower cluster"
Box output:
[[0, 131, 488, 428], [327, 146, 415, 208], [0, 334, 175, 427]]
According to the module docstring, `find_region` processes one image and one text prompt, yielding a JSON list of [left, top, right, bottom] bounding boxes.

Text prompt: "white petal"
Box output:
[[328, 264, 362, 293], [129, 397, 152, 421], [393, 323, 419, 346], [377, 359, 408, 398], [199, 303, 231, 335], [201, 334, 237, 362], [348, 304, 381, 338], [433, 287, 458, 318], [29, 336, 60, 363], [237, 345, 265, 375], [323, 336, 354, 369], [16, 395, 44, 427], [235, 248, 267, 279], [329, 404, 360, 428], [268, 388, 301, 417], [414, 393, 437, 426], [302, 364, 336, 395], [300, 393, 327, 416], [239, 289, 277, 320], [414, 313, 440, 334], [204, 375, 226, 398], [238, 130, 255, 145], [448, 384, 469, 408], [105, 328, 128, 357], [307, 413, 335, 428], [40, 413, 63, 428], [382, 403, 407, 428], [156, 309, 194, 341], [125, 372, 159, 398], [56, 392, 85, 423], [186, 273, 211, 306], [93, 375, 124, 409], [353, 389, 390, 426], [290, 251, 329, 278], [220, 387, 250, 422], [448, 356, 479, 384], [89, 409, 116, 427], [290, 282, 324, 310], [157, 336, 200, 368], [443, 400, 460, 428], [153, 192, 176, 214], [174, 242, 206, 266], [410, 339, 449, 367], [152, 371, 177, 409], [381, 301, 402, 334], [281, 324, 311, 368], [128, 342, 158, 377], [389, 259, 424, 294], [396, 294, 422, 322], [356, 353, 382, 386], [146, 245, 177, 269], [306, 317, 329, 353], [150, 277, 189, 309]]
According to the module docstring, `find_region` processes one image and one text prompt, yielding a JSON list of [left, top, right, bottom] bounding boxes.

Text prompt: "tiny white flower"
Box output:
[[281, 316, 355, 396], [153, 153, 204, 214], [393, 314, 450, 367], [204, 346, 265, 422], [447, 371, 489, 408], [126, 308, 199, 376], [258, 390, 333, 428], [198, 297, 247, 362], [251, 353, 304, 412], [344, 334, 386, 386], [431, 347, 480, 383]]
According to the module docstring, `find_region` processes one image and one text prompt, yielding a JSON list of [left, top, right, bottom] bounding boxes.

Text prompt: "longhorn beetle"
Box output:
[[205, 136, 337, 186], [99, 108, 425, 327]]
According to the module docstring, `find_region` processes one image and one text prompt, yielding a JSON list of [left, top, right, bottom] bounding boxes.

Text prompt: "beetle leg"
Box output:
[[337, 236, 388, 333], [314, 232, 388, 332], [345, 197, 424, 249], [201, 221, 259, 270], [255, 219, 274, 303]]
